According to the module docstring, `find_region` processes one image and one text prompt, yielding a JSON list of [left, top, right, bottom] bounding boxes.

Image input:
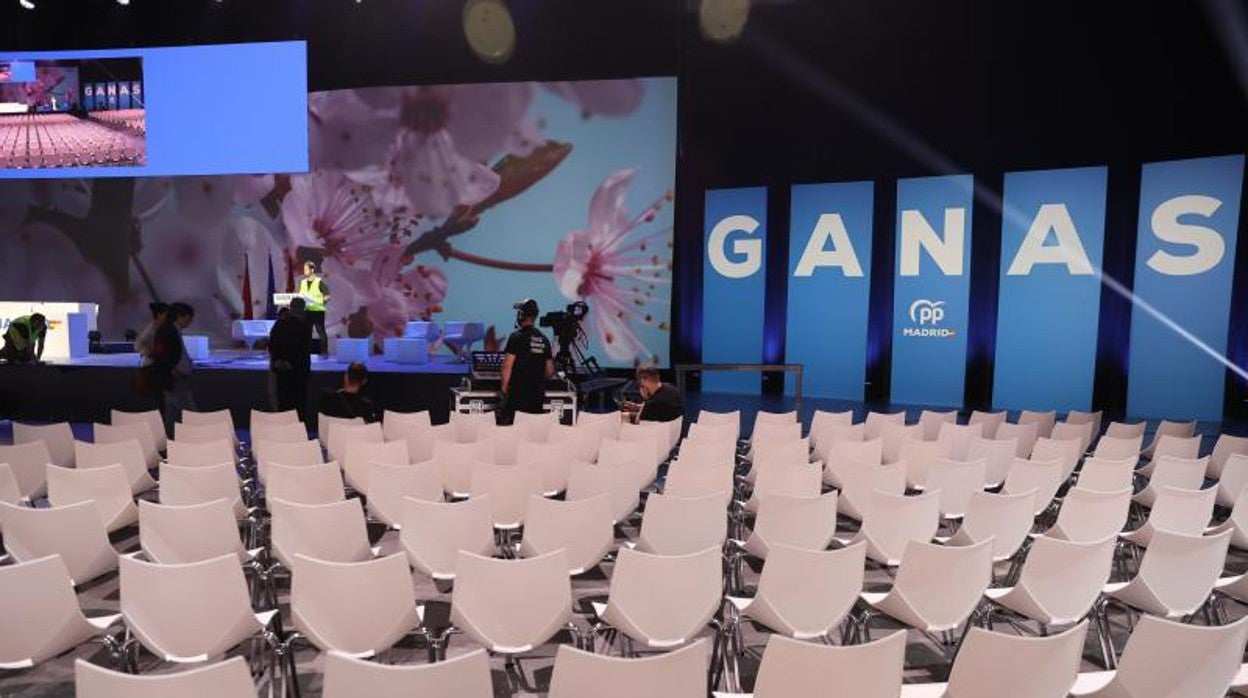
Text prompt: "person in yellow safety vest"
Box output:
[[1, 313, 48, 364], [298, 260, 330, 356]]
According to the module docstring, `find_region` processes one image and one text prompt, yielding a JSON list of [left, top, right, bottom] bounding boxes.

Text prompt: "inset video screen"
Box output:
[[0, 41, 307, 178]]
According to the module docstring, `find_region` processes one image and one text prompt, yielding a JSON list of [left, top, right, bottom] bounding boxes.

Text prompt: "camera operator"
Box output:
[[498, 298, 555, 426]]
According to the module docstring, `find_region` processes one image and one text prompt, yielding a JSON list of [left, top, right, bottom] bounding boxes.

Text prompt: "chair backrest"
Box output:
[[158, 462, 242, 517], [318, 414, 364, 448], [166, 438, 234, 467], [917, 410, 958, 441], [945, 622, 1087, 698], [676, 436, 735, 467], [254, 438, 323, 470], [880, 423, 924, 464], [751, 631, 906, 698], [366, 460, 443, 527], [1105, 421, 1147, 439], [597, 440, 656, 492], [1016, 535, 1116, 622], [618, 422, 669, 466], [13, 421, 75, 469], [434, 439, 495, 497], [957, 490, 1036, 561], [809, 410, 854, 448], [449, 411, 495, 442], [749, 464, 822, 510], [75, 656, 255, 698], [119, 553, 257, 661], [290, 553, 420, 656], [923, 459, 985, 518], [749, 492, 839, 557], [1144, 421, 1197, 457], [328, 421, 384, 464], [342, 438, 409, 492], [1018, 410, 1057, 438], [897, 437, 950, 487], [890, 538, 994, 628], [858, 490, 941, 564], [250, 421, 308, 444], [265, 462, 345, 506], [387, 422, 436, 464], [1002, 457, 1063, 514], [936, 421, 983, 460], [1074, 457, 1136, 492], [1219, 454, 1248, 508], [181, 408, 234, 428], [549, 638, 708, 698], [1092, 434, 1143, 460], [566, 463, 640, 525], [824, 438, 882, 468], [521, 495, 614, 575], [1051, 421, 1094, 454], [603, 547, 721, 647], [965, 437, 1018, 486], [751, 439, 809, 470], [46, 463, 135, 532], [269, 497, 373, 568], [1063, 409, 1102, 434], [1146, 456, 1209, 493], [0, 501, 116, 585], [516, 440, 575, 494], [636, 492, 727, 555], [138, 499, 246, 564], [1135, 529, 1231, 614], [0, 554, 100, 668], [996, 421, 1040, 458], [837, 460, 906, 520], [664, 461, 734, 500], [756, 410, 798, 425], [74, 439, 151, 494], [1030, 437, 1083, 481], [0, 441, 52, 499], [250, 408, 300, 429], [382, 409, 432, 438], [576, 411, 622, 440], [468, 462, 545, 529], [1210, 434, 1248, 480], [174, 420, 236, 445], [450, 549, 572, 652], [322, 648, 493, 698], [0, 464, 19, 505], [110, 408, 167, 451], [696, 409, 740, 427], [1110, 615, 1248, 697], [863, 411, 906, 441], [750, 542, 864, 638], [968, 410, 1007, 439], [513, 410, 558, 441], [1052, 487, 1131, 542], [94, 422, 159, 468], [399, 497, 496, 580], [1152, 434, 1202, 463]]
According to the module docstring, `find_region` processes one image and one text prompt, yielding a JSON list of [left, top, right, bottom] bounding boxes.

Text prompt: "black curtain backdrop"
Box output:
[[2, 0, 1246, 418]]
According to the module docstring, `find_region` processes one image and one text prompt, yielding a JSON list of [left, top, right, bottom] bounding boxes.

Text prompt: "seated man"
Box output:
[[318, 361, 380, 423], [622, 366, 684, 423], [1, 313, 48, 364]]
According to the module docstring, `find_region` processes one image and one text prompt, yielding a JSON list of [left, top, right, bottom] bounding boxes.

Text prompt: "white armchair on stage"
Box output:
[[442, 321, 485, 361], [383, 322, 437, 365], [335, 338, 371, 363], [231, 320, 275, 349]]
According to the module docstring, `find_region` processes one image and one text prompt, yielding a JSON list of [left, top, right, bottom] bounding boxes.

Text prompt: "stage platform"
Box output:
[[0, 350, 470, 425]]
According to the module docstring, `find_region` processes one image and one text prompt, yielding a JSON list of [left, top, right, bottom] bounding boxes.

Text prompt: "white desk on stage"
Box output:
[[0, 301, 98, 360]]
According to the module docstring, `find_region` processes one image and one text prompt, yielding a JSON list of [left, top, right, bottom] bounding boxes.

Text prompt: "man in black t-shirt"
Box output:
[[624, 365, 685, 423], [268, 298, 313, 421], [318, 362, 380, 423], [498, 298, 554, 425]]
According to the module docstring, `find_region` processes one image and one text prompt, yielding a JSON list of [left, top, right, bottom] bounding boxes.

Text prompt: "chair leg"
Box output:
[[1093, 599, 1118, 670]]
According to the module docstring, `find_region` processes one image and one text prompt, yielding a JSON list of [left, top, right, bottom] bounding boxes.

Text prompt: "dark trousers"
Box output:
[[496, 389, 544, 426], [306, 310, 328, 354], [274, 369, 310, 422]]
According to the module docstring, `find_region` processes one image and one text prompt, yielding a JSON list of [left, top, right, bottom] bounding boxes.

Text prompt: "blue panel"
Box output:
[[785, 181, 873, 398], [994, 166, 1108, 411], [890, 174, 974, 407], [1127, 155, 1245, 419], [703, 187, 768, 394]]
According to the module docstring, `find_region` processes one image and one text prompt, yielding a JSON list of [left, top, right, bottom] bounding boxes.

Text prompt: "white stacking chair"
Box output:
[[0, 464, 19, 505], [366, 460, 442, 527], [937, 421, 984, 461], [664, 461, 734, 504], [923, 458, 986, 519], [269, 497, 376, 568], [382, 409, 432, 437], [880, 423, 924, 464], [755, 410, 797, 425], [342, 438, 408, 493], [434, 439, 493, 498], [968, 410, 1007, 439], [290, 553, 421, 657], [677, 436, 736, 468], [918, 410, 958, 441], [322, 648, 492, 698], [742, 631, 905, 698], [1074, 457, 1136, 493], [119, 553, 277, 663], [817, 422, 867, 447], [966, 437, 1018, 487], [1052, 421, 1095, 455], [0, 441, 52, 500], [594, 546, 721, 650], [996, 421, 1040, 458], [250, 421, 308, 444], [986, 535, 1116, 633], [0, 501, 117, 585], [687, 421, 738, 447], [400, 497, 496, 581], [74, 439, 157, 495], [138, 499, 253, 565], [254, 438, 323, 476], [13, 421, 75, 469], [1070, 615, 1248, 696], [95, 422, 159, 469], [75, 656, 255, 698], [837, 460, 906, 521], [577, 410, 623, 440], [740, 491, 838, 560], [481, 423, 520, 465], [696, 409, 740, 427], [469, 462, 545, 530], [599, 439, 659, 491], [549, 638, 708, 698], [1210, 433, 1248, 480], [1105, 421, 1146, 439], [809, 409, 854, 450], [1031, 436, 1084, 482], [728, 542, 865, 641], [1134, 456, 1208, 507], [904, 622, 1088, 698], [265, 462, 345, 506], [1144, 435, 1202, 475], [449, 550, 572, 657], [47, 464, 137, 533], [1212, 487, 1248, 551], [566, 462, 640, 525], [749, 437, 810, 471], [634, 492, 727, 556], [1003, 457, 1064, 516], [941, 489, 1037, 562], [1043, 487, 1131, 543], [513, 410, 558, 441], [844, 490, 940, 566], [859, 538, 994, 639], [387, 422, 436, 464], [1217, 453, 1248, 509], [1122, 486, 1216, 548], [617, 424, 668, 472], [0, 555, 122, 669], [1065, 410, 1103, 441], [181, 408, 234, 428], [516, 440, 574, 496], [822, 438, 884, 487], [1103, 528, 1232, 622], [329, 421, 385, 467], [166, 438, 234, 467], [898, 438, 950, 488], [1092, 434, 1143, 461], [250, 408, 300, 429], [864, 411, 906, 441], [174, 421, 236, 446], [744, 464, 821, 513], [110, 408, 167, 452], [1018, 410, 1057, 439], [1142, 420, 1196, 458], [449, 411, 495, 441], [318, 414, 364, 448], [520, 495, 614, 575], [159, 462, 244, 517]]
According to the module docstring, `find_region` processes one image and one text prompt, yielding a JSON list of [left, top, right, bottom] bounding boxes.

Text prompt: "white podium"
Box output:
[[0, 301, 98, 360]]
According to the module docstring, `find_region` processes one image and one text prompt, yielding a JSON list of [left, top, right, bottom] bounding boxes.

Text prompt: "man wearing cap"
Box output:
[[498, 298, 555, 426], [1, 313, 47, 364]]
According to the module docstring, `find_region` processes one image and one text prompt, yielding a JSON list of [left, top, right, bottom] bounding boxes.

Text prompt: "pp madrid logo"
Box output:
[[903, 299, 957, 338]]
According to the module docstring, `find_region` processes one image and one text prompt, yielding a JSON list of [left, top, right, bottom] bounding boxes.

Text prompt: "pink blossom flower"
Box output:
[[280, 172, 394, 266], [232, 175, 275, 206], [332, 246, 448, 345], [173, 176, 235, 225], [308, 90, 398, 172], [552, 168, 672, 363], [543, 79, 646, 118]]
